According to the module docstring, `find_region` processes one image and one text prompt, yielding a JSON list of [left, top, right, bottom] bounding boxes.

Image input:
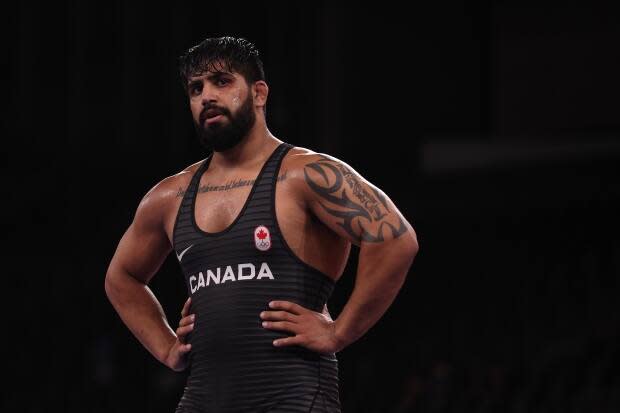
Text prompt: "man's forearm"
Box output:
[[334, 233, 418, 351], [104, 269, 177, 365]]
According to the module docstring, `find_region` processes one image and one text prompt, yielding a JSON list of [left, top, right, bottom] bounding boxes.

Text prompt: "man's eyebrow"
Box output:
[[188, 72, 234, 84], [207, 72, 233, 80]]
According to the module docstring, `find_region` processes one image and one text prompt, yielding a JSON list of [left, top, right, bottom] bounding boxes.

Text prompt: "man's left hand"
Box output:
[[260, 301, 344, 354]]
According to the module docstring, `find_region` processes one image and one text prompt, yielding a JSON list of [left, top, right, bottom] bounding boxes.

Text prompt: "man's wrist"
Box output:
[[158, 335, 177, 366]]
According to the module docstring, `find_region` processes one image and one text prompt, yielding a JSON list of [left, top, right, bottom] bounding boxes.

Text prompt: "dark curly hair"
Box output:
[[178, 36, 266, 95]]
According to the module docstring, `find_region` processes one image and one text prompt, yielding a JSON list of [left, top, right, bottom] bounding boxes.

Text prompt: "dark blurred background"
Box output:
[[4, 1, 620, 412]]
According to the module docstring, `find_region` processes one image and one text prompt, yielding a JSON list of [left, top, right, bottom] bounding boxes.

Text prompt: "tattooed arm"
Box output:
[[301, 153, 419, 351]]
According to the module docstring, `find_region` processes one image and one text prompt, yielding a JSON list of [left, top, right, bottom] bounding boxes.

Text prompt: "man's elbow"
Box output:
[[385, 229, 418, 283], [104, 268, 121, 302], [104, 263, 133, 302], [402, 228, 419, 264], [398, 227, 420, 267]]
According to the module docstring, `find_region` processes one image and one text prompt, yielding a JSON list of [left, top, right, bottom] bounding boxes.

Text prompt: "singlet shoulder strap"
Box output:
[[228, 142, 293, 225], [172, 154, 212, 249], [252, 142, 293, 189]]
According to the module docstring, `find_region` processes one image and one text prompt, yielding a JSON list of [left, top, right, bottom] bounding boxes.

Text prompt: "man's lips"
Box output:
[[201, 109, 225, 123], [205, 114, 224, 124]]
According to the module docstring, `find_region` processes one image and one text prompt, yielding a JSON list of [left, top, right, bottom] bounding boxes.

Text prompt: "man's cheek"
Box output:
[[232, 95, 241, 108]]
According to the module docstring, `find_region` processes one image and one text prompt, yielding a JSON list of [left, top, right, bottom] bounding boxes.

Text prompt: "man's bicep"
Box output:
[[107, 190, 172, 285], [301, 154, 413, 247]]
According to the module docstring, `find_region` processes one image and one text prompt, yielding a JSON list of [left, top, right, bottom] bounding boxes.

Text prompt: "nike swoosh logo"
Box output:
[[176, 244, 194, 262]]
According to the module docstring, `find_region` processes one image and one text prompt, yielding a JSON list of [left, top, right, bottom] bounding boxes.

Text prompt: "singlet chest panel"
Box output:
[[171, 142, 341, 412]]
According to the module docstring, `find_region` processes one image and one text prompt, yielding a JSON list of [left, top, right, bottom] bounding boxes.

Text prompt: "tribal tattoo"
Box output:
[[303, 156, 407, 243], [176, 171, 288, 197]]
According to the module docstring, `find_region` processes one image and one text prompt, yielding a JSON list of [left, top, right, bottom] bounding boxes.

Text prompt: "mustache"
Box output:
[[199, 105, 231, 123]]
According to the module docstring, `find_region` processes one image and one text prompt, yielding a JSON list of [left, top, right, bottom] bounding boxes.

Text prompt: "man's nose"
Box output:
[[199, 84, 219, 104]]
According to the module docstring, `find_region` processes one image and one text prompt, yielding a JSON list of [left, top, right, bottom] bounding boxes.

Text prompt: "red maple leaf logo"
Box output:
[[257, 229, 268, 240]]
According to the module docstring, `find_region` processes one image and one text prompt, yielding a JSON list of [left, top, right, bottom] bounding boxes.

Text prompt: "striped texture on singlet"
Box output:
[[172, 142, 341, 412]]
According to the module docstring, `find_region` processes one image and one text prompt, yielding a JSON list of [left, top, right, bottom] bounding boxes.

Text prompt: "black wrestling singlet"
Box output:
[[172, 142, 341, 413]]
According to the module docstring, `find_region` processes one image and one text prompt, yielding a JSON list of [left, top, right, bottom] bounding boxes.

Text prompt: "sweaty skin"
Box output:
[[231, 94, 241, 109]]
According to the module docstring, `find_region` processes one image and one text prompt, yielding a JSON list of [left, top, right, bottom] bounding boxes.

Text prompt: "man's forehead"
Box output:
[[188, 69, 237, 82], [187, 57, 239, 81]]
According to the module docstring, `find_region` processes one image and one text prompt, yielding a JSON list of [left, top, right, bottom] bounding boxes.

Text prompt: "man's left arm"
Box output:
[[262, 152, 419, 353]]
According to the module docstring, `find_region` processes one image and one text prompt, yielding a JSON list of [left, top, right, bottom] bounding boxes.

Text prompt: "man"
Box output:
[[105, 36, 419, 412]]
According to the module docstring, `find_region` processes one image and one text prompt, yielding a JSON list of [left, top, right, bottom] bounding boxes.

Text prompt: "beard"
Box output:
[[194, 92, 256, 152]]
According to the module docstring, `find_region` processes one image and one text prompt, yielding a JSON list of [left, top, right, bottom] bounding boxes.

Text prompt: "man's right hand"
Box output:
[[164, 297, 195, 372]]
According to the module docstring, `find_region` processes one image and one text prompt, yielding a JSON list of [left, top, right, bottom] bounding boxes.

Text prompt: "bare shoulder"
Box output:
[[283, 145, 416, 246], [134, 159, 205, 227], [281, 145, 370, 195], [282, 146, 358, 179]]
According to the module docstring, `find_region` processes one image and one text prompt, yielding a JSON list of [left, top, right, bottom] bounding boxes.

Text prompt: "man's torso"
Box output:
[[167, 143, 344, 412], [161, 145, 350, 282]]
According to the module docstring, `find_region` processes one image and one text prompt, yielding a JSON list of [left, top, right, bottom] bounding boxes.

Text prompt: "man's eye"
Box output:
[[190, 85, 201, 95], [216, 78, 229, 86]]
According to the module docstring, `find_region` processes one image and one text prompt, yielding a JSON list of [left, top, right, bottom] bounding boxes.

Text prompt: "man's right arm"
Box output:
[[104, 179, 178, 366]]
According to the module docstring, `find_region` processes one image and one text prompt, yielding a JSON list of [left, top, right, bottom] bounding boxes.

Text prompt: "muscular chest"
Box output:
[[165, 162, 349, 281], [193, 169, 300, 234], [195, 184, 253, 233]]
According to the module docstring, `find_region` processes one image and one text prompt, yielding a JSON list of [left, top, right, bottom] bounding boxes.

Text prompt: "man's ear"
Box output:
[[253, 81, 269, 107]]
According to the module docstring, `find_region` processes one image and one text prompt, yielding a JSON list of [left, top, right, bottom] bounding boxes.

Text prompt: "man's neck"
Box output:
[[209, 120, 280, 171]]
